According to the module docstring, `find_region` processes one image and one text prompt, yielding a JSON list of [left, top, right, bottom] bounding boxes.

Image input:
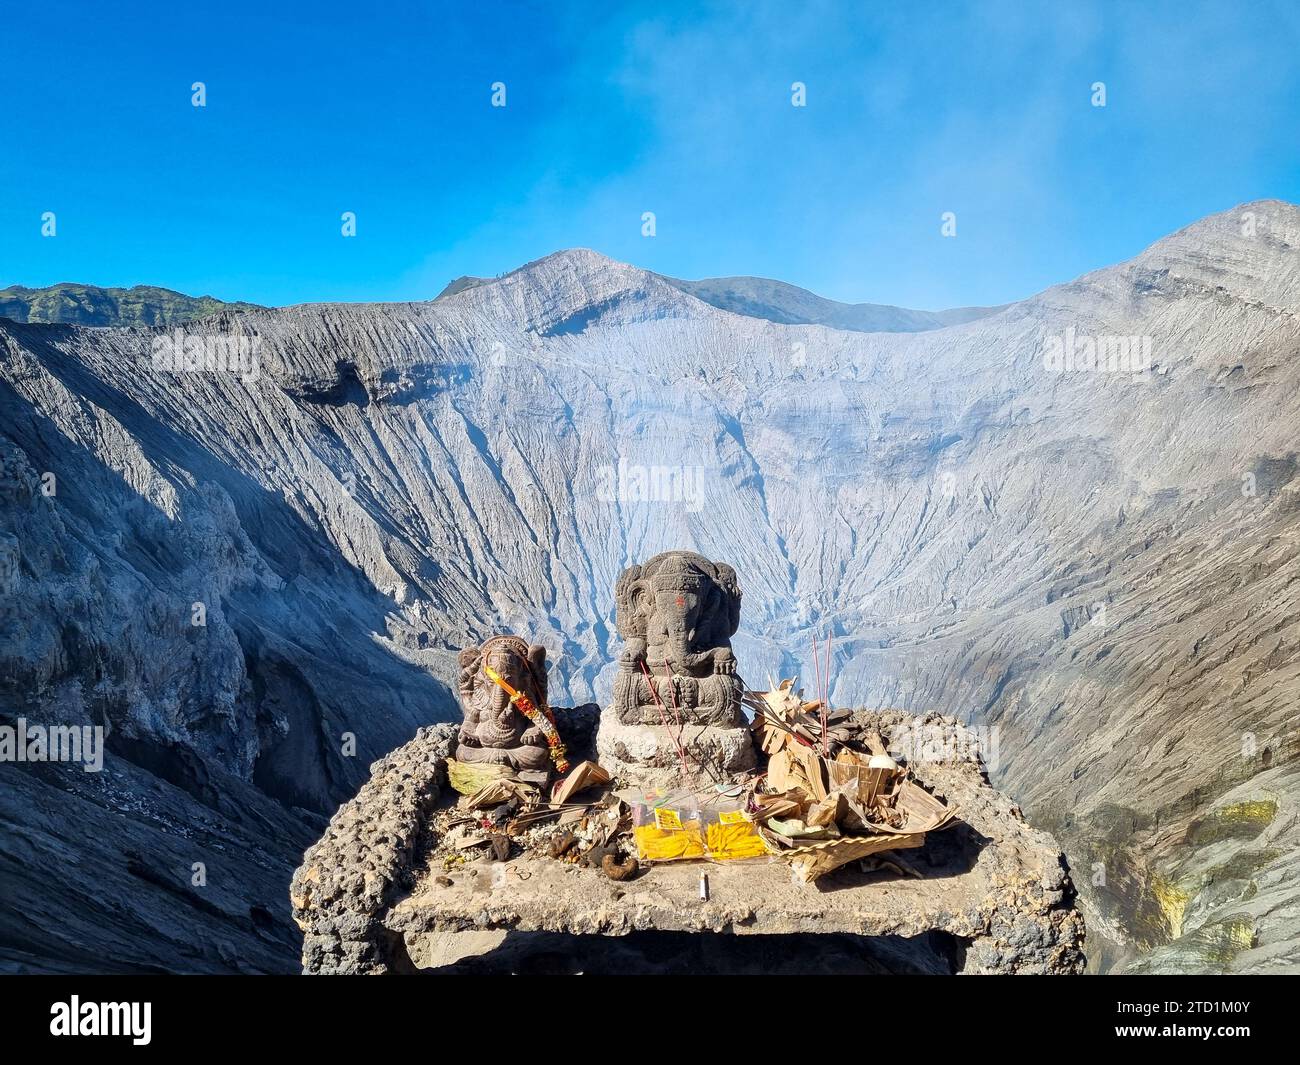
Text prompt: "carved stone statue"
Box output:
[[454, 635, 551, 772], [611, 551, 745, 728]]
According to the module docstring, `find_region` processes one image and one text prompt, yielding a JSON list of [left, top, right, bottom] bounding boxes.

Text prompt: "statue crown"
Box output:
[[651, 564, 706, 592], [481, 634, 530, 661]]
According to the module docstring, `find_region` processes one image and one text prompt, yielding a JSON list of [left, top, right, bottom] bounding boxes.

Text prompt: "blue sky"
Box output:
[[3, 0, 1298, 309]]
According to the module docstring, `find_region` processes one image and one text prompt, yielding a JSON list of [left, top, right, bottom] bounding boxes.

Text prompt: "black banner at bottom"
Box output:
[[0, 973, 1288, 1053]]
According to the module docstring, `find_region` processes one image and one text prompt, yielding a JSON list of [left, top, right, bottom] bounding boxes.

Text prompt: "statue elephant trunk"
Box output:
[[663, 615, 695, 655]]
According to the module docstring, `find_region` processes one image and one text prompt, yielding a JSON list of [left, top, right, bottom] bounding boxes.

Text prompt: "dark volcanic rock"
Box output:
[[0, 752, 315, 973]]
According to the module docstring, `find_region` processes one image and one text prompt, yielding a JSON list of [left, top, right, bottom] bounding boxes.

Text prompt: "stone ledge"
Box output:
[[290, 723, 456, 975], [290, 704, 601, 975], [293, 709, 1086, 974], [596, 716, 757, 786]]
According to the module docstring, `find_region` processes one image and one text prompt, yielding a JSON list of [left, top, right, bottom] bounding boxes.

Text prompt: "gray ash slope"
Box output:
[[3, 200, 1299, 972]]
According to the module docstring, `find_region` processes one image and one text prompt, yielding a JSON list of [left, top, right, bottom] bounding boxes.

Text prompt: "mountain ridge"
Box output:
[[0, 282, 262, 328], [19, 197, 1289, 337]]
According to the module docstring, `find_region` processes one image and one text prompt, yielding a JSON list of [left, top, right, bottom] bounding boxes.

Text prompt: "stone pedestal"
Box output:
[[596, 712, 756, 787]]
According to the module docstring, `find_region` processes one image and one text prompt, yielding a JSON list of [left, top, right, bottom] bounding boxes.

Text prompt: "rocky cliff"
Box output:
[[2, 199, 1298, 972]]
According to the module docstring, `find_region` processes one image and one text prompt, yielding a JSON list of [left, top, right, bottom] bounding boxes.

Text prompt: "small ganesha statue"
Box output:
[[454, 634, 567, 773]]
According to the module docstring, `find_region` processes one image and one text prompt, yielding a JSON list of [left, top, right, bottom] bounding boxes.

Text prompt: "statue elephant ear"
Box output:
[[713, 562, 742, 636], [456, 647, 482, 698], [614, 564, 650, 638], [525, 643, 549, 704]]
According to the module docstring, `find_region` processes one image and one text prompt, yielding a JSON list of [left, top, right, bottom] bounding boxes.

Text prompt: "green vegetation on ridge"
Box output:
[[0, 283, 261, 327]]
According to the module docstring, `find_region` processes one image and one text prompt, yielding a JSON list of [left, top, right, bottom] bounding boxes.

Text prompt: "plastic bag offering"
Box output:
[[632, 800, 706, 862], [704, 809, 769, 861]]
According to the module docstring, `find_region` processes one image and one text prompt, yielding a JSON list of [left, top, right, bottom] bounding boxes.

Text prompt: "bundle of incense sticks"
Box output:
[[812, 630, 833, 754]]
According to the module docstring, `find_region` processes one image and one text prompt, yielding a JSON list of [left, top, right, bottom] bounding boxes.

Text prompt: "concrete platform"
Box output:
[[292, 714, 1086, 974], [386, 760, 1083, 973], [393, 829, 978, 940]]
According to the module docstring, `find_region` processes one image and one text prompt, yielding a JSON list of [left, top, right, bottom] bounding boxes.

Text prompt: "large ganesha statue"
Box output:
[[454, 635, 554, 773], [611, 550, 745, 728]]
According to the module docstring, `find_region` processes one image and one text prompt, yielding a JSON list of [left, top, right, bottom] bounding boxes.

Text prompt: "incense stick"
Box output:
[[811, 632, 825, 736], [638, 658, 691, 782], [822, 631, 833, 755]]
